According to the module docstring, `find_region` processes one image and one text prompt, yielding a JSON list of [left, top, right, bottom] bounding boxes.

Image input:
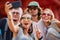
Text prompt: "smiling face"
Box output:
[[9, 8, 23, 25], [28, 6, 38, 16], [41, 9, 53, 23], [21, 13, 32, 29]]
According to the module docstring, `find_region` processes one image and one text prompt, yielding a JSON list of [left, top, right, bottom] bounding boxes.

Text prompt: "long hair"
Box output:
[[19, 23, 33, 35], [28, 24, 33, 35], [42, 8, 55, 20], [20, 13, 33, 35], [37, 8, 41, 20], [27, 7, 41, 20]]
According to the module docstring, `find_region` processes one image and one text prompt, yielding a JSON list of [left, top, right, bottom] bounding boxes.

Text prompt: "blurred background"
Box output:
[[0, 0, 60, 20]]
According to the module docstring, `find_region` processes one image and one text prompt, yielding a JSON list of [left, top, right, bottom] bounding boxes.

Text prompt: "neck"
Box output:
[[23, 29, 29, 35], [44, 22, 51, 27], [32, 16, 39, 22]]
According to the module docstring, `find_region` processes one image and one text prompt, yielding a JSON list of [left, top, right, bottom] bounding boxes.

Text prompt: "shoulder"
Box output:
[[0, 18, 7, 23], [48, 28, 55, 33], [47, 27, 58, 36], [0, 18, 8, 28]]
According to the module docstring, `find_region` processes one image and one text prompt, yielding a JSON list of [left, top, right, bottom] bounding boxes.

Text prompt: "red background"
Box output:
[[0, 0, 60, 20]]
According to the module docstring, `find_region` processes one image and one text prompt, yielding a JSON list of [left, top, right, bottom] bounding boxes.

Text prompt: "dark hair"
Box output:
[[37, 8, 41, 20], [28, 24, 33, 35], [19, 24, 33, 35], [28, 7, 41, 20], [20, 13, 33, 35]]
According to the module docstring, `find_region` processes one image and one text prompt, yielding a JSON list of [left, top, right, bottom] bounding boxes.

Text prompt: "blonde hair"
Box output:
[[42, 8, 55, 19]]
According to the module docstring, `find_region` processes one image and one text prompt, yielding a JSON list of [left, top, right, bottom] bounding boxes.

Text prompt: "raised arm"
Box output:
[[5, 2, 19, 33]]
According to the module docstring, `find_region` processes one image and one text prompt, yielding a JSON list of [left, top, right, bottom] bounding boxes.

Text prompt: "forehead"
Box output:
[[9, 8, 23, 14], [43, 10, 51, 14], [22, 14, 31, 18], [10, 9, 19, 12]]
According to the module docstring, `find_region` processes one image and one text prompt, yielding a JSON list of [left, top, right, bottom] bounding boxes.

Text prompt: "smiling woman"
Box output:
[[8, 13, 34, 40]]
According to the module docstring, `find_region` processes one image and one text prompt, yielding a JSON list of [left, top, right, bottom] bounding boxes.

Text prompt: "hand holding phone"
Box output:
[[11, 1, 22, 8]]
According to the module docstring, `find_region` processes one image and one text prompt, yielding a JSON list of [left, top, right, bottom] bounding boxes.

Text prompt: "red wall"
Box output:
[[0, 0, 60, 20]]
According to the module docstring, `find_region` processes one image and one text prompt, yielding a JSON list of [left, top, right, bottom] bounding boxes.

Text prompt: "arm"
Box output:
[[5, 2, 19, 33], [52, 19, 60, 27], [8, 18, 19, 33], [46, 28, 60, 40], [46, 32, 56, 40], [46, 31, 60, 40]]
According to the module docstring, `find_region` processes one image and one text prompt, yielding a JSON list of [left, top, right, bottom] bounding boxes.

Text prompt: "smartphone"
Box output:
[[11, 1, 22, 8]]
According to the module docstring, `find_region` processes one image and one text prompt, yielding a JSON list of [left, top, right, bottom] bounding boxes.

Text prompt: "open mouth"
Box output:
[[13, 19, 17, 22], [24, 23, 28, 25]]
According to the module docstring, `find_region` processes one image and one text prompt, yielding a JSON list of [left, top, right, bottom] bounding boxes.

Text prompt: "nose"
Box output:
[[25, 18, 28, 21], [14, 12, 17, 15], [45, 14, 47, 16], [31, 9, 34, 11]]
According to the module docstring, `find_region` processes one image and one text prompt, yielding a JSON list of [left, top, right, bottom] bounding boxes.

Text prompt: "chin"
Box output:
[[24, 25, 30, 29], [43, 20, 49, 22], [14, 21, 18, 25]]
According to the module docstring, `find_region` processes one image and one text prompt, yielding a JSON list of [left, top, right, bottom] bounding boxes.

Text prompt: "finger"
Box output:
[[24, 8, 28, 13], [5, 1, 12, 9], [34, 25, 37, 31], [35, 25, 39, 31], [5, 1, 10, 5]]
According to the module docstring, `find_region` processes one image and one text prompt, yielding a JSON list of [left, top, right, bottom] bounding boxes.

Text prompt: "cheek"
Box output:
[[29, 10, 31, 13], [49, 16, 52, 20], [35, 10, 38, 13], [29, 21, 32, 25], [42, 15, 51, 21], [21, 20, 24, 24], [12, 14, 20, 18], [41, 15, 45, 19]]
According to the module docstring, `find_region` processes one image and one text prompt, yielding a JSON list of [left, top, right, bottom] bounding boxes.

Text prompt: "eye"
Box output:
[[47, 14, 51, 16], [33, 8, 36, 10], [42, 13, 46, 15], [12, 12, 15, 14], [21, 17, 26, 19], [12, 12, 19, 15], [27, 17, 31, 20]]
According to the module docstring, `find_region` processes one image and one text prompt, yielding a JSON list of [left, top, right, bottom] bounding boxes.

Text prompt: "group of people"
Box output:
[[0, 1, 60, 40]]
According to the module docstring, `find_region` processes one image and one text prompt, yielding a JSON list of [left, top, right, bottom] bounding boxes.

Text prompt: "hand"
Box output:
[[5, 1, 12, 15], [34, 25, 41, 39], [24, 8, 29, 14], [5, 1, 13, 20]]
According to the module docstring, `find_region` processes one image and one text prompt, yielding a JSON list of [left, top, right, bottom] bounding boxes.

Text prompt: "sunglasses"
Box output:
[[28, 6, 38, 10], [12, 12, 20, 15], [42, 13, 52, 16], [21, 17, 32, 20]]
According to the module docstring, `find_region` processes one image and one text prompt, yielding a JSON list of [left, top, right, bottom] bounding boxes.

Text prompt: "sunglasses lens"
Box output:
[[28, 6, 38, 10], [12, 12, 19, 15], [42, 13, 51, 16], [42, 13, 46, 15], [21, 17, 31, 20]]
